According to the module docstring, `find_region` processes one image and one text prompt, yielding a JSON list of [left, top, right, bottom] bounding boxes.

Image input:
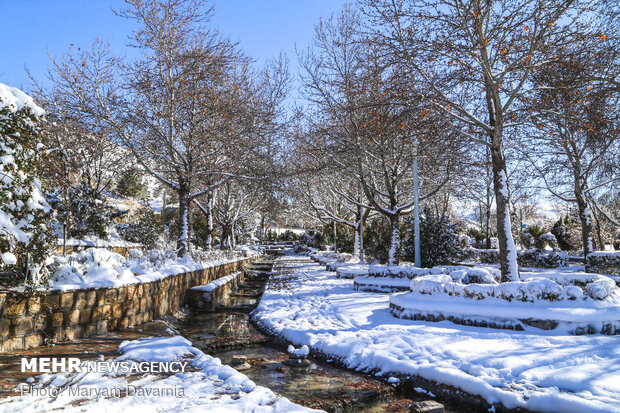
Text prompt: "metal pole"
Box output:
[[360, 211, 365, 263], [413, 139, 421, 267], [333, 220, 337, 253]]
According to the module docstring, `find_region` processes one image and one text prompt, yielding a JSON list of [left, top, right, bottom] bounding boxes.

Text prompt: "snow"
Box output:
[[406, 269, 618, 302], [0, 82, 45, 117], [253, 255, 620, 413], [1, 252, 17, 266], [287, 344, 310, 357], [0, 336, 320, 413], [336, 263, 369, 278], [56, 236, 142, 248], [46, 247, 249, 291], [191, 271, 241, 293], [354, 275, 411, 292], [589, 251, 620, 258], [390, 293, 620, 326], [269, 227, 306, 235]]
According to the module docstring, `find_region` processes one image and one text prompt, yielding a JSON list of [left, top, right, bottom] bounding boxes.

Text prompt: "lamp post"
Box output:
[[412, 137, 421, 267], [359, 209, 364, 263]]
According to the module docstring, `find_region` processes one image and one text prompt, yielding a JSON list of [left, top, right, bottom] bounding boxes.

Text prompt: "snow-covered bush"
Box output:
[[586, 252, 620, 275], [409, 269, 617, 302], [299, 229, 326, 250], [117, 207, 163, 248], [521, 232, 535, 249], [518, 249, 569, 268], [402, 208, 462, 267], [47, 248, 135, 287], [0, 83, 53, 285], [539, 232, 560, 251], [465, 247, 568, 268], [463, 247, 500, 264], [49, 181, 115, 239]]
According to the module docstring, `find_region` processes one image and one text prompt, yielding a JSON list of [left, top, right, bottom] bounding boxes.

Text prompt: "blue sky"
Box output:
[[0, 0, 346, 91]]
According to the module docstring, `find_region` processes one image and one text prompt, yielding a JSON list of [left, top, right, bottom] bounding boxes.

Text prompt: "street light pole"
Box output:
[[413, 137, 421, 267]]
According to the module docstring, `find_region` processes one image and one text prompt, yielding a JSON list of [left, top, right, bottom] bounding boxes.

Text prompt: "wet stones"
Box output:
[[231, 355, 251, 370], [409, 400, 444, 413], [284, 344, 311, 367]]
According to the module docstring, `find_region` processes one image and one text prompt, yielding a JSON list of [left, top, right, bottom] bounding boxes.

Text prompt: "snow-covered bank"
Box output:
[[253, 255, 620, 413], [0, 336, 320, 412], [46, 247, 252, 291]]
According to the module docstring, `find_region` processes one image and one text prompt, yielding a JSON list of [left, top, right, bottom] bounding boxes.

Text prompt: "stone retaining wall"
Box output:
[[53, 245, 144, 258], [0, 257, 253, 352], [389, 302, 620, 335], [186, 271, 245, 311]]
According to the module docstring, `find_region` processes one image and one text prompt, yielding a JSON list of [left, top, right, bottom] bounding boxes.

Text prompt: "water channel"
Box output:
[[178, 255, 451, 413], [0, 253, 461, 412]]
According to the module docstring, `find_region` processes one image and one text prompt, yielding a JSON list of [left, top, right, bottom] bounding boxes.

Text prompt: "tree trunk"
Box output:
[[485, 147, 492, 249], [205, 191, 214, 250], [221, 224, 233, 250], [575, 192, 594, 260], [490, 143, 519, 282], [353, 222, 360, 260], [177, 183, 190, 257], [388, 214, 400, 266], [333, 221, 337, 253], [231, 222, 237, 248]]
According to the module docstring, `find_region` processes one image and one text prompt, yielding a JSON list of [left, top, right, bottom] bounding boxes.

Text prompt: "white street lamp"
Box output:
[[412, 137, 421, 267]]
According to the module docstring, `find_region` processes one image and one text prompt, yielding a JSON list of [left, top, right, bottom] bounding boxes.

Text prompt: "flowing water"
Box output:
[[179, 256, 440, 413]]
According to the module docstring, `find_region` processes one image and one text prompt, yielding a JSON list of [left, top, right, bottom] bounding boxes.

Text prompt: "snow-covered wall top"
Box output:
[[0, 82, 45, 117]]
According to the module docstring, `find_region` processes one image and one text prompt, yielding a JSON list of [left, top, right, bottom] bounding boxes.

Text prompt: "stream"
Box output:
[[0, 254, 452, 412], [178, 255, 443, 413]]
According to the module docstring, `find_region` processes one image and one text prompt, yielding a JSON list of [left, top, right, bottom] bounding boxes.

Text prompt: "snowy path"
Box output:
[[253, 255, 620, 413]]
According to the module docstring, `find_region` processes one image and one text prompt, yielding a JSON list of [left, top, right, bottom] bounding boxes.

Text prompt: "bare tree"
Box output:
[[300, 5, 453, 265], [44, 0, 283, 256], [522, 34, 619, 258], [364, 0, 605, 280]]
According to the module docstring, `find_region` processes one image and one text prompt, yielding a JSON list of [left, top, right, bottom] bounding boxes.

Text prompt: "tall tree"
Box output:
[[300, 5, 452, 265], [364, 0, 605, 280], [45, 0, 286, 256], [523, 34, 619, 258]]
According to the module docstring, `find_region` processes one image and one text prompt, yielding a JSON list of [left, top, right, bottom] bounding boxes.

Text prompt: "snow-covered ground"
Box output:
[[253, 255, 620, 413], [0, 336, 320, 412]]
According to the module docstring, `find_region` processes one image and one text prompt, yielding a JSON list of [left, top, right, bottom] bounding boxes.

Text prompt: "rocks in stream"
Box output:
[[409, 400, 444, 413], [230, 355, 251, 370], [283, 344, 311, 367]]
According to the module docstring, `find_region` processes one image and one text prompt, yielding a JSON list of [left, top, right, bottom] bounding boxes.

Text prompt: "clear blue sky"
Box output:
[[0, 0, 346, 92]]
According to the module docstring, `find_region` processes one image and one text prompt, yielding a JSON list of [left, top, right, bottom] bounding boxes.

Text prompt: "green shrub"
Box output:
[[403, 208, 462, 267], [116, 168, 147, 198], [118, 207, 163, 248], [0, 87, 54, 284]]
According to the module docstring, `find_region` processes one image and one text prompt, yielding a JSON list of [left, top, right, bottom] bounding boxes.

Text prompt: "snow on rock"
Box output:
[[2, 336, 321, 412], [191, 271, 241, 293], [287, 344, 310, 358], [253, 256, 620, 413]]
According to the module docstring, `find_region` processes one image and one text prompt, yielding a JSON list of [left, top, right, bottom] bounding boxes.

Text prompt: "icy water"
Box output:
[[179, 257, 439, 413]]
